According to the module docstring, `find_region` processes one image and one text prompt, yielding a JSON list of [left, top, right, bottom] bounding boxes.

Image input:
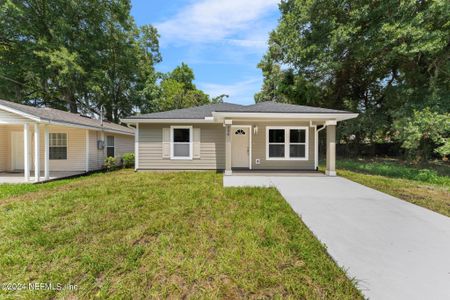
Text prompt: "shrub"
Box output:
[[122, 153, 135, 168], [104, 156, 117, 171]]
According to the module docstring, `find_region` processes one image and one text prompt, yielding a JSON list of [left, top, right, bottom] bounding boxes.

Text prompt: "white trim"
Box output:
[[122, 113, 358, 124], [230, 125, 252, 170], [23, 123, 30, 181], [213, 112, 358, 121], [0, 105, 133, 135], [0, 104, 41, 122], [266, 126, 309, 161], [314, 125, 318, 170], [135, 123, 139, 170], [34, 123, 41, 182], [46, 120, 134, 136], [48, 132, 68, 160], [170, 125, 193, 160], [106, 135, 115, 157], [44, 126, 49, 180], [121, 118, 215, 124], [85, 130, 89, 172]]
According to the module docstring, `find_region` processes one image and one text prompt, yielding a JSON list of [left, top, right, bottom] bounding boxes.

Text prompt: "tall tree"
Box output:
[[0, 0, 161, 121], [155, 63, 210, 111], [257, 0, 450, 158]]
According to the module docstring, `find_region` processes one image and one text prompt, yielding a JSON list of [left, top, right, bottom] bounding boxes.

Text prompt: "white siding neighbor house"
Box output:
[[0, 99, 134, 183], [122, 102, 358, 176]]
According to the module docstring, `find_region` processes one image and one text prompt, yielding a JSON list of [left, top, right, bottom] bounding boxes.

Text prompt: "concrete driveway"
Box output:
[[224, 175, 450, 300]]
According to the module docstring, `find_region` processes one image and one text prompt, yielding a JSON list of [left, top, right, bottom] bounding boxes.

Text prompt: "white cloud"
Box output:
[[198, 77, 262, 104], [156, 0, 278, 46]]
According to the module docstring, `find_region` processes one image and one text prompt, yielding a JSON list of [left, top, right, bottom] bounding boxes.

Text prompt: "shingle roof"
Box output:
[[125, 101, 353, 119], [0, 99, 133, 135], [216, 101, 351, 114], [126, 103, 245, 119]]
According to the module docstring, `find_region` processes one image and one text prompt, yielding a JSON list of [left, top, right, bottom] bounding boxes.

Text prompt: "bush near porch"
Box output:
[[0, 170, 361, 299]]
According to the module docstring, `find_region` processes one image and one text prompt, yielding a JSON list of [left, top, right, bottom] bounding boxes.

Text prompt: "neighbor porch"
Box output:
[[0, 122, 90, 183]]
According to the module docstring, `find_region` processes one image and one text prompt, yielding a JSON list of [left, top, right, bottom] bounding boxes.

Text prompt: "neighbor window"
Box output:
[[266, 127, 308, 160], [171, 126, 192, 159], [49, 133, 67, 160], [106, 136, 115, 157]]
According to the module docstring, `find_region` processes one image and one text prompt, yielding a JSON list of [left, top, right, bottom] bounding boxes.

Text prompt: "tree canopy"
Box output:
[[0, 0, 213, 122], [257, 0, 450, 159]]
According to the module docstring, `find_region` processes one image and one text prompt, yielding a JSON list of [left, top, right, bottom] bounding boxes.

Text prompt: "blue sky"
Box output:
[[131, 0, 280, 105]]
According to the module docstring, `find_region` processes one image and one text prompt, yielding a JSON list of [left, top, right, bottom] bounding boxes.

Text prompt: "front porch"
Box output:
[[223, 170, 327, 187], [222, 119, 337, 176], [0, 171, 85, 184], [0, 122, 90, 184]]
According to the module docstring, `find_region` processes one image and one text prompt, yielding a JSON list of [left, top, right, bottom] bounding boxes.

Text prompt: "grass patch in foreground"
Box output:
[[0, 170, 361, 299], [0, 179, 72, 200]]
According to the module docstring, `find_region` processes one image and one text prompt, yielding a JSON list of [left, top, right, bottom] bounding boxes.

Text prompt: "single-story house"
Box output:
[[0, 99, 134, 182], [121, 102, 358, 176]]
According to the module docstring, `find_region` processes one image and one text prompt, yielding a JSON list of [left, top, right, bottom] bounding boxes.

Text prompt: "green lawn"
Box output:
[[328, 158, 450, 217], [0, 170, 361, 299]]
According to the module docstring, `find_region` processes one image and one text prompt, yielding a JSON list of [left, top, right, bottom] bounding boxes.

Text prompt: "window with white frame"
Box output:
[[106, 136, 115, 157], [49, 133, 67, 160], [266, 127, 308, 160], [171, 126, 192, 159]]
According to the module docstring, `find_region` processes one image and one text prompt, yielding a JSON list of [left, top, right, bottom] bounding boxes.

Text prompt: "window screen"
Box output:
[[49, 133, 67, 160]]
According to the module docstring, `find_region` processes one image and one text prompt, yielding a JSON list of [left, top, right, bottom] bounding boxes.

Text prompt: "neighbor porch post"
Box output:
[[85, 129, 89, 172], [224, 121, 232, 175], [326, 122, 336, 176], [44, 125, 50, 180], [135, 123, 139, 171], [23, 123, 30, 182], [34, 123, 41, 182]]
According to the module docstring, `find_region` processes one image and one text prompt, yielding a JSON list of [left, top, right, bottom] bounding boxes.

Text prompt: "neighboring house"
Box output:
[[121, 102, 358, 176], [0, 99, 134, 182]]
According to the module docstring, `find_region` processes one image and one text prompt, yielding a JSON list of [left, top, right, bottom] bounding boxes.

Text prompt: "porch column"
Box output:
[[314, 125, 318, 170], [44, 125, 50, 180], [326, 123, 336, 176], [34, 123, 41, 182], [224, 122, 232, 175], [23, 123, 30, 181], [135, 123, 139, 170], [85, 129, 89, 172]]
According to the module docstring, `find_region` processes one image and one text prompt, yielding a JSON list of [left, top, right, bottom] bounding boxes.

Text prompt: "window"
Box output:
[[49, 133, 67, 160], [106, 136, 115, 157], [266, 127, 308, 160], [171, 126, 192, 159]]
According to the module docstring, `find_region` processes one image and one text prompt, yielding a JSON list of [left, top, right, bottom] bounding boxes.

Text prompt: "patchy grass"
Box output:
[[0, 170, 361, 299], [0, 179, 74, 200], [337, 158, 450, 186], [325, 159, 450, 217]]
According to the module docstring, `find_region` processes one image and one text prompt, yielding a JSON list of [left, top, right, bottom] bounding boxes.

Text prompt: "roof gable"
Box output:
[[0, 99, 133, 135]]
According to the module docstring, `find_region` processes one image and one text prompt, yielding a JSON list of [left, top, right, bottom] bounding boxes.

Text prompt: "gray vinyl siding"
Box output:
[[247, 121, 315, 170], [137, 121, 315, 171], [138, 123, 225, 169]]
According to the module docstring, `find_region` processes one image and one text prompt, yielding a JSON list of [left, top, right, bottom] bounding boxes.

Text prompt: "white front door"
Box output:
[[231, 127, 250, 168], [11, 131, 24, 170]]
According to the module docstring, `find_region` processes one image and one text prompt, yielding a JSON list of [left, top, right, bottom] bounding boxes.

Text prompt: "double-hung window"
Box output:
[[49, 133, 67, 160], [266, 127, 308, 160], [106, 136, 115, 157], [171, 126, 192, 159]]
